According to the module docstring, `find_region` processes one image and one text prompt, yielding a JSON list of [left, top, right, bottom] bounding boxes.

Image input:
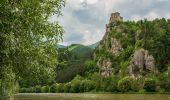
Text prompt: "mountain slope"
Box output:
[[68, 44, 94, 60], [88, 41, 100, 49], [56, 44, 94, 83], [58, 44, 66, 48]]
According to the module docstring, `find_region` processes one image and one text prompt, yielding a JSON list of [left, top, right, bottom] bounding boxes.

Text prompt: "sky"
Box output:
[[50, 0, 170, 46]]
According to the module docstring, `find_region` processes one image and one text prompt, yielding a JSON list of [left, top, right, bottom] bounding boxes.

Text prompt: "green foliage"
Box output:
[[95, 18, 170, 76], [144, 78, 157, 92], [55, 44, 95, 83], [68, 44, 94, 60], [88, 73, 102, 91], [56, 60, 85, 83], [79, 80, 95, 92], [69, 81, 81, 93], [56, 83, 64, 93], [0, 0, 64, 99], [131, 77, 145, 92], [158, 68, 170, 91], [88, 41, 100, 49], [63, 83, 71, 93], [118, 76, 133, 92], [84, 60, 99, 76], [102, 76, 118, 92], [0, 68, 18, 100], [50, 84, 58, 93], [41, 86, 50, 93], [35, 86, 41, 93]]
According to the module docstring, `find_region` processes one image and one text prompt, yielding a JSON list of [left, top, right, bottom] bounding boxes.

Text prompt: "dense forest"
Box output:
[[1, 0, 170, 100]]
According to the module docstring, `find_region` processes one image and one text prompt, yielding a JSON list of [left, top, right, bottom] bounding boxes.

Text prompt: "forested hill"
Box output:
[[94, 18, 170, 78], [56, 44, 96, 83]]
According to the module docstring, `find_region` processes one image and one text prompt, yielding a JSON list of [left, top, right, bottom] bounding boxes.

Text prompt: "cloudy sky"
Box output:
[[50, 0, 170, 46]]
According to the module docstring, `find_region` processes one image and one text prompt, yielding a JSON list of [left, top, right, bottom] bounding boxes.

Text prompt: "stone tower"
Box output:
[[106, 12, 123, 33], [109, 12, 123, 23]]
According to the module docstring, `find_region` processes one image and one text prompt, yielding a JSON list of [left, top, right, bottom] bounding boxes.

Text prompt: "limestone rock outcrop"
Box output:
[[128, 48, 156, 78], [96, 12, 124, 77], [109, 38, 123, 55], [97, 59, 113, 77]]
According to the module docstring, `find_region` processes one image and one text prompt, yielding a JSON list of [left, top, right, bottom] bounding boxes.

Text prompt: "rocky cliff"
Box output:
[[94, 12, 169, 78], [128, 48, 157, 78]]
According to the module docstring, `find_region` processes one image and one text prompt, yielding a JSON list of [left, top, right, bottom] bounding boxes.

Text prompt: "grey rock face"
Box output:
[[97, 58, 113, 77], [109, 38, 123, 55], [128, 48, 155, 78], [96, 12, 124, 77]]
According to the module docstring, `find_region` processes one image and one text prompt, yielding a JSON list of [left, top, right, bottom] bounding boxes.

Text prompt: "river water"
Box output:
[[13, 93, 170, 100]]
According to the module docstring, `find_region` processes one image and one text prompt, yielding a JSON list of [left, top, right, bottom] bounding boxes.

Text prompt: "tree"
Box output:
[[0, 0, 64, 99], [144, 78, 157, 92], [118, 76, 133, 93], [158, 68, 170, 91], [84, 60, 99, 76]]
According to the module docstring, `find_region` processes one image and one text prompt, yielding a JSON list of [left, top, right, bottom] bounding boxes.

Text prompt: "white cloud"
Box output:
[[146, 12, 159, 20], [86, 0, 98, 4]]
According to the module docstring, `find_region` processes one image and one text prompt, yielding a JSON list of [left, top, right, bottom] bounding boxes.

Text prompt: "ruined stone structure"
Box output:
[[109, 12, 123, 23], [106, 12, 123, 33]]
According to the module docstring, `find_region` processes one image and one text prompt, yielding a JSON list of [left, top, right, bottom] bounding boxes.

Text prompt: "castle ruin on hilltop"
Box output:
[[106, 12, 123, 33], [109, 12, 123, 23]]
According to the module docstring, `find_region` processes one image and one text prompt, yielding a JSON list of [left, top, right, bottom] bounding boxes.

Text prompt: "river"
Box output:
[[13, 93, 170, 100]]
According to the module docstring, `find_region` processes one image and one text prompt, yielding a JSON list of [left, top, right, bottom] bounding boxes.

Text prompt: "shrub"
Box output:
[[19, 88, 27, 93], [41, 86, 50, 93], [84, 60, 99, 76], [118, 76, 133, 92], [50, 84, 57, 93], [131, 77, 145, 92], [99, 76, 118, 92], [158, 72, 170, 91], [80, 80, 95, 92], [56, 83, 64, 93], [22, 87, 35, 93], [70, 80, 81, 93], [35, 86, 41, 93], [105, 76, 118, 92], [63, 83, 71, 93], [144, 78, 157, 92]]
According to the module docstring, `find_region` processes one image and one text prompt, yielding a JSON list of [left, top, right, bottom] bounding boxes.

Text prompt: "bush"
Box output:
[[35, 86, 41, 93], [63, 83, 71, 93], [118, 76, 133, 92], [70, 80, 81, 93], [144, 78, 157, 92], [56, 83, 64, 93], [41, 86, 50, 93], [105, 76, 118, 92], [131, 77, 145, 92], [19, 87, 35, 93], [80, 80, 95, 92], [158, 72, 170, 91], [84, 60, 99, 76], [50, 84, 57, 93], [19, 88, 27, 93], [88, 73, 102, 91]]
